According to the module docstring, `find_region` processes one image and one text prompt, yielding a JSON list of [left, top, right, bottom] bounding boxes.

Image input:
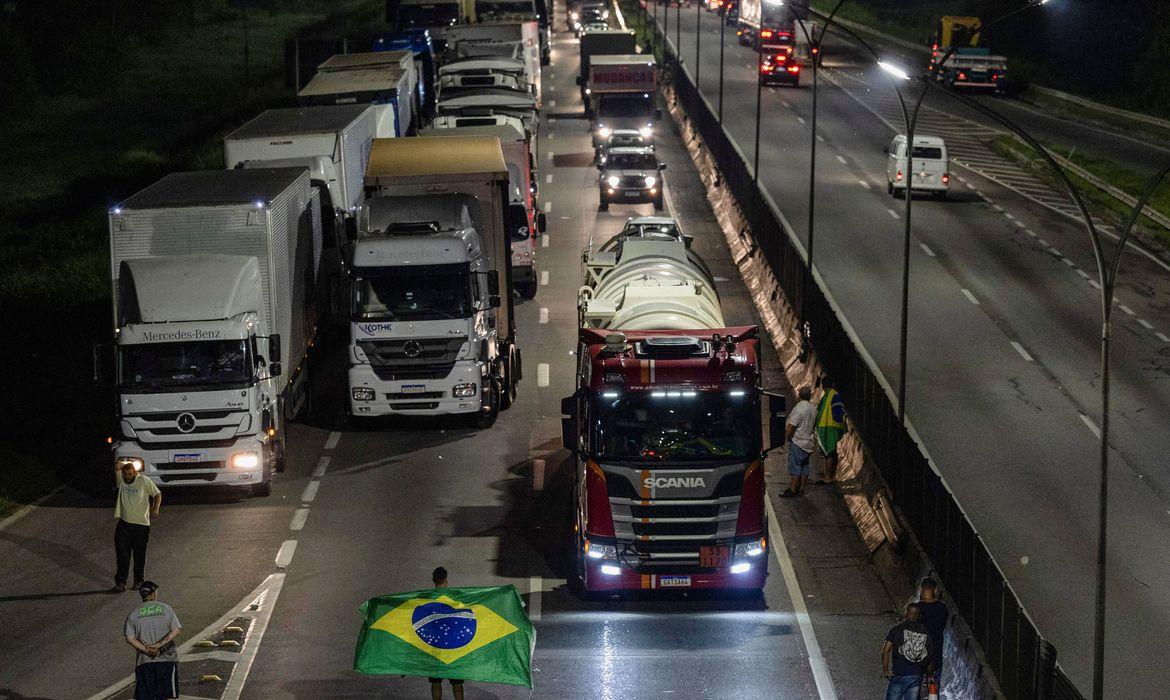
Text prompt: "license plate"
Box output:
[[401, 384, 427, 394], [172, 453, 202, 463], [623, 191, 641, 198], [699, 545, 730, 568], [659, 576, 691, 587]]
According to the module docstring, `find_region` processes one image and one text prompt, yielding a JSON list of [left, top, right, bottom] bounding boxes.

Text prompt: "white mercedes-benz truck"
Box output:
[[106, 168, 322, 496], [347, 136, 520, 428]]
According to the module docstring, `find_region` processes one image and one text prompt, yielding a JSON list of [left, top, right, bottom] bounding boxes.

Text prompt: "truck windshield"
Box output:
[[356, 263, 472, 321], [597, 94, 653, 119], [120, 340, 251, 391], [398, 3, 459, 27], [590, 391, 758, 462], [478, 1, 535, 18]]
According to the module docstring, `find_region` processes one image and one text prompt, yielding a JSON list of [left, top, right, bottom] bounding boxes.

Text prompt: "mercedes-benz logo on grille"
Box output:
[[176, 412, 197, 434], [403, 340, 422, 358]]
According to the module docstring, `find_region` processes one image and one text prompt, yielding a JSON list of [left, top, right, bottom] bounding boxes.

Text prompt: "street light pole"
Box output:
[[696, 0, 702, 89], [718, 3, 726, 121], [753, 48, 763, 180], [676, 0, 681, 68]]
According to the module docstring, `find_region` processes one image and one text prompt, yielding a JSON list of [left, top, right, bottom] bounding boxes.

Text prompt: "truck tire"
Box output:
[[475, 377, 502, 429], [519, 281, 538, 299], [501, 354, 518, 410], [274, 430, 288, 473]]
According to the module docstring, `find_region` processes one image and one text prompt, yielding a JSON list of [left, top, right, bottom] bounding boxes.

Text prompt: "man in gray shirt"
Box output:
[[781, 386, 817, 497], [124, 580, 182, 700]]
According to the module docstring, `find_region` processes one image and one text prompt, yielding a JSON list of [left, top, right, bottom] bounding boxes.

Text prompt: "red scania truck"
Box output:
[[560, 218, 784, 593]]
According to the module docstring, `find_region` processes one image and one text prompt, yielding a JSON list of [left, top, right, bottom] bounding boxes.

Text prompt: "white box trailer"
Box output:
[[298, 68, 412, 138], [107, 168, 323, 494], [318, 51, 420, 131]]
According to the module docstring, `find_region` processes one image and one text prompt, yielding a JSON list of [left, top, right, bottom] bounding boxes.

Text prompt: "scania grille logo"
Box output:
[[403, 340, 423, 358], [644, 477, 706, 489], [176, 412, 197, 433]]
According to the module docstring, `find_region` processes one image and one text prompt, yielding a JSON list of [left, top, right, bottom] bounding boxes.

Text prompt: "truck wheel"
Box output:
[[475, 377, 502, 429], [274, 431, 288, 473], [251, 481, 272, 497], [519, 281, 538, 299], [887, 181, 894, 195], [501, 354, 518, 410]]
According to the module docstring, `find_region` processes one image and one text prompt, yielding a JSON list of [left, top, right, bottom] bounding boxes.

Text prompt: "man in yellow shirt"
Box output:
[[112, 461, 163, 593]]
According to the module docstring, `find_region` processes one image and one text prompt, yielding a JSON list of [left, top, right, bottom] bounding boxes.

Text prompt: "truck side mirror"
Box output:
[[269, 362, 283, 378], [489, 294, 501, 308], [765, 391, 787, 454], [682, 234, 694, 247], [658, 162, 667, 170], [537, 211, 547, 233], [487, 272, 500, 296], [268, 334, 282, 367]]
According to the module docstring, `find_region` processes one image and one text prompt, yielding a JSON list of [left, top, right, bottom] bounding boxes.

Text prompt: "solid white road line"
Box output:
[[539, 307, 549, 324], [887, 209, 899, 219], [289, 508, 310, 532], [766, 499, 838, 700], [961, 288, 980, 305], [222, 575, 287, 700], [919, 243, 936, 257], [835, 155, 847, 165], [324, 431, 341, 450], [1139, 318, 1154, 330], [275, 540, 297, 569], [1157, 332, 1170, 343], [857, 179, 870, 190], [541, 270, 549, 286], [312, 456, 330, 478], [1080, 414, 1102, 438], [546, 173, 553, 183], [301, 481, 320, 504], [537, 363, 550, 387], [1010, 341, 1034, 362], [533, 458, 545, 491], [528, 576, 543, 621]]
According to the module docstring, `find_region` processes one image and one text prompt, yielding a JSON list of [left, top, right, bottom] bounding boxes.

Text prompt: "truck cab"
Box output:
[[586, 55, 658, 148]]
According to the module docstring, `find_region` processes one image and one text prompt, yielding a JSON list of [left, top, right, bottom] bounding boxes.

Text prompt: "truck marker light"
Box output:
[[896, 170, 904, 182], [942, 173, 950, 184], [601, 564, 621, 576], [639, 126, 653, 138], [730, 562, 751, 574], [598, 126, 612, 138], [602, 391, 620, 398]]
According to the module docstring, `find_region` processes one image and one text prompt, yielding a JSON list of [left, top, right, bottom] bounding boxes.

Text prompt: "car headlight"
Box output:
[[585, 540, 618, 560], [644, 175, 657, 187], [352, 387, 375, 401], [453, 383, 477, 398], [606, 175, 620, 188], [734, 537, 767, 558], [230, 452, 260, 469], [597, 126, 612, 138], [639, 125, 653, 138], [116, 456, 144, 472]]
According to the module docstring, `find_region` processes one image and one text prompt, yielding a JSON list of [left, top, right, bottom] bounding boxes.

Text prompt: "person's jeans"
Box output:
[[885, 674, 921, 700], [115, 519, 151, 585]]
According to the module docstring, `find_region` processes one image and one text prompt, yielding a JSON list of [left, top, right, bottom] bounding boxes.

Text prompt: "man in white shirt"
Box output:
[[781, 386, 816, 497], [112, 461, 163, 593]]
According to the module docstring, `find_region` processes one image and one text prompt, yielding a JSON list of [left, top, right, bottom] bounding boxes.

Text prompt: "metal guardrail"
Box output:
[[649, 20, 1084, 700]]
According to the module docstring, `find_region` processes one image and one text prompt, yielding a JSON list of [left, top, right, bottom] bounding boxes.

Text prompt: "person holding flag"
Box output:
[[814, 377, 847, 485]]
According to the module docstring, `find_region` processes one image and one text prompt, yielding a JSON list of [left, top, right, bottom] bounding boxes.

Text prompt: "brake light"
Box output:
[[942, 173, 950, 184], [958, 72, 967, 80], [896, 170, 903, 181], [735, 461, 765, 535], [787, 65, 800, 73], [761, 29, 773, 38], [585, 460, 615, 537]]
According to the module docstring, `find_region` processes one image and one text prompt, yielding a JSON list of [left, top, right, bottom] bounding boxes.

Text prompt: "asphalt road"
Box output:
[[0, 6, 899, 699], [652, 4, 1170, 694]]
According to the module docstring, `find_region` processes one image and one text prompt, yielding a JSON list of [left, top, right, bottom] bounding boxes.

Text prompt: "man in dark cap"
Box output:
[[124, 581, 182, 700]]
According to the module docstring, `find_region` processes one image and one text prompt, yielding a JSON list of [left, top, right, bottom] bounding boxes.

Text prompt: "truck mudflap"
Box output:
[[581, 558, 767, 592]]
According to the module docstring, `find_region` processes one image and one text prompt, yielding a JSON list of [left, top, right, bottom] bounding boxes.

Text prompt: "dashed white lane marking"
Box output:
[[961, 288, 980, 305], [324, 432, 341, 450], [543, 200, 553, 213], [1048, 247, 1062, 257], [816, 134, 825, 142], [533, 458, 546, 491], [546, 173, 553, 183], [539, 307, 549, 324], [547, 150, 555, 161], [992, 203, 1004, 212], [1089, 279, 1101, 290], [548, 132, 555, 140], [1010, 341, 1034, 362], [1024, 229, 1037, 237], [1077, 269, 1091, 280], [835, 155, 847, 165], [1080, 413, 1102, 438], [1139, 318, 1154, 330], [1062, 258, 1076, 268], [301, 481, 320, 504], [966, 182, 977, 190], [549, 99, 557, 107], [537, 363, 550, 387], [541, 270, 549, 286], [795, 116, 806, 124], [781, 99, 791, 108], [766, 499, 838, 699], [312, 456, 330, 478], [1004, 212, 1015, 221], [1014, 220, 1026, 228], [919, 243, 936, 257], [1119, 304, 1136, 316], [542, 234, 550, 247], [528, 576, 543, 621], [1157, 332, 1170, 343], [887, 208, 900, 219], [857, 179, 870, 190], [289, 508, 310, 532], [275, 540, 297, 569], [549, 84, 556, 92]]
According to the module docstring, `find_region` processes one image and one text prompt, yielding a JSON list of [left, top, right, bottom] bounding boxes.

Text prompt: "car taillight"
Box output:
[[735, 461, 765, 535], [942, 173, 950, 184], [896, 170, 904, 181], [958, 72, 967, 80], [585, 460, 615, 537], [787, 65, 800, 73], [761, 29, 773, 38]]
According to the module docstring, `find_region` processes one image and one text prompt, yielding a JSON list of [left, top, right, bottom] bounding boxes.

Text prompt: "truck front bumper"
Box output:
[[581, 557, 767, 592], [349, 361, 483, 417], [114, 437, 267, 489]]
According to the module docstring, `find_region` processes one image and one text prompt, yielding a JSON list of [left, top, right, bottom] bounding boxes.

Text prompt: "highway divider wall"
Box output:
[[635, 5, 1084, 698]]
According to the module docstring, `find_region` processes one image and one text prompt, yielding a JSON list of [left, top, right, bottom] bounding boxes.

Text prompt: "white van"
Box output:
[[886, 134, 950, 199]]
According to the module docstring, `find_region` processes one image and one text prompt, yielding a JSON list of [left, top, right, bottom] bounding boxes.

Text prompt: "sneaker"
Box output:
[[779, 489, 798, 498], [130, 581, 143, 591], [111, 584, 127, 593]]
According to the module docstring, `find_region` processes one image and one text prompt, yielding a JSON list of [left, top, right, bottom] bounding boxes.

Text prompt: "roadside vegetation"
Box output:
[[0, 0, 381, 516]]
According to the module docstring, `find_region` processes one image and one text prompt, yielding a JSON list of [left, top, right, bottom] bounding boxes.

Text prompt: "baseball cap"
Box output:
[[138, 580, 159, 598]]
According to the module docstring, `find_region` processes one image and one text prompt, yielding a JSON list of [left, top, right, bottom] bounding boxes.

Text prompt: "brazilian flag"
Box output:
[[354, 585, 536, 688]]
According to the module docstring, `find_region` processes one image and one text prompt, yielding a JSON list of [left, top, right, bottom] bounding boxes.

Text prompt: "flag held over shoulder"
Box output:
[[355, 584, 536, 688]]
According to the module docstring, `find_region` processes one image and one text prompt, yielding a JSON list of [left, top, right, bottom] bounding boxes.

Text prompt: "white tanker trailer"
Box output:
[[579, 216, 724, 330]]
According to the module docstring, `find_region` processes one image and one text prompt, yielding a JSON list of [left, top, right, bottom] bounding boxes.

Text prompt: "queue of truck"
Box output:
[[99, 3, 552, 498]]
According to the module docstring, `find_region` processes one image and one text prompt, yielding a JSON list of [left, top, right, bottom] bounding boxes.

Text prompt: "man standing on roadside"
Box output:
[[814, 377, 847, 485], [882, 603, 931, 700], [124, 581, 182, 700], [916, 577, 950, 685], [428, 567, 465, 700], [780, 386, 816, 497], [112, 461, 162, 593]]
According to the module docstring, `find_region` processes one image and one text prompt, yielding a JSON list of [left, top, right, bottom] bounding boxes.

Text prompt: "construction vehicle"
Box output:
[[930, 16, 1008, 93]]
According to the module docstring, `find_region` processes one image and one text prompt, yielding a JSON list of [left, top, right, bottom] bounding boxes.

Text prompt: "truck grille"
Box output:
[[631, 521, 719, 538], [389, 401, 441, 410], [384, 391, 445, 400], [155, 460, 225, 471], [360, 338, 464, 381]]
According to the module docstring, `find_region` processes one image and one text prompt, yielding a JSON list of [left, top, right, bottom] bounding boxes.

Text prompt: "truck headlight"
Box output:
[[230, 452, 260, 469], [352, 387, 375, 401], [600, 564, 622, 576], [597, 126, 612, 138], [453, 383, 477, 397], [584, 540, 617, 560], [639, 125, 653, 138], [644, 175, 657, 188], [607, 175, 620, 188], [734, 537, 766, 558], [116, 456, 144, 472], [730, 562, 752, 574]]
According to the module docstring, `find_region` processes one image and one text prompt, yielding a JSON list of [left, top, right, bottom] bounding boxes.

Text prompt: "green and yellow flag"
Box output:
[[816, 388, 847, 454], [354, 585, 536, 688]]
